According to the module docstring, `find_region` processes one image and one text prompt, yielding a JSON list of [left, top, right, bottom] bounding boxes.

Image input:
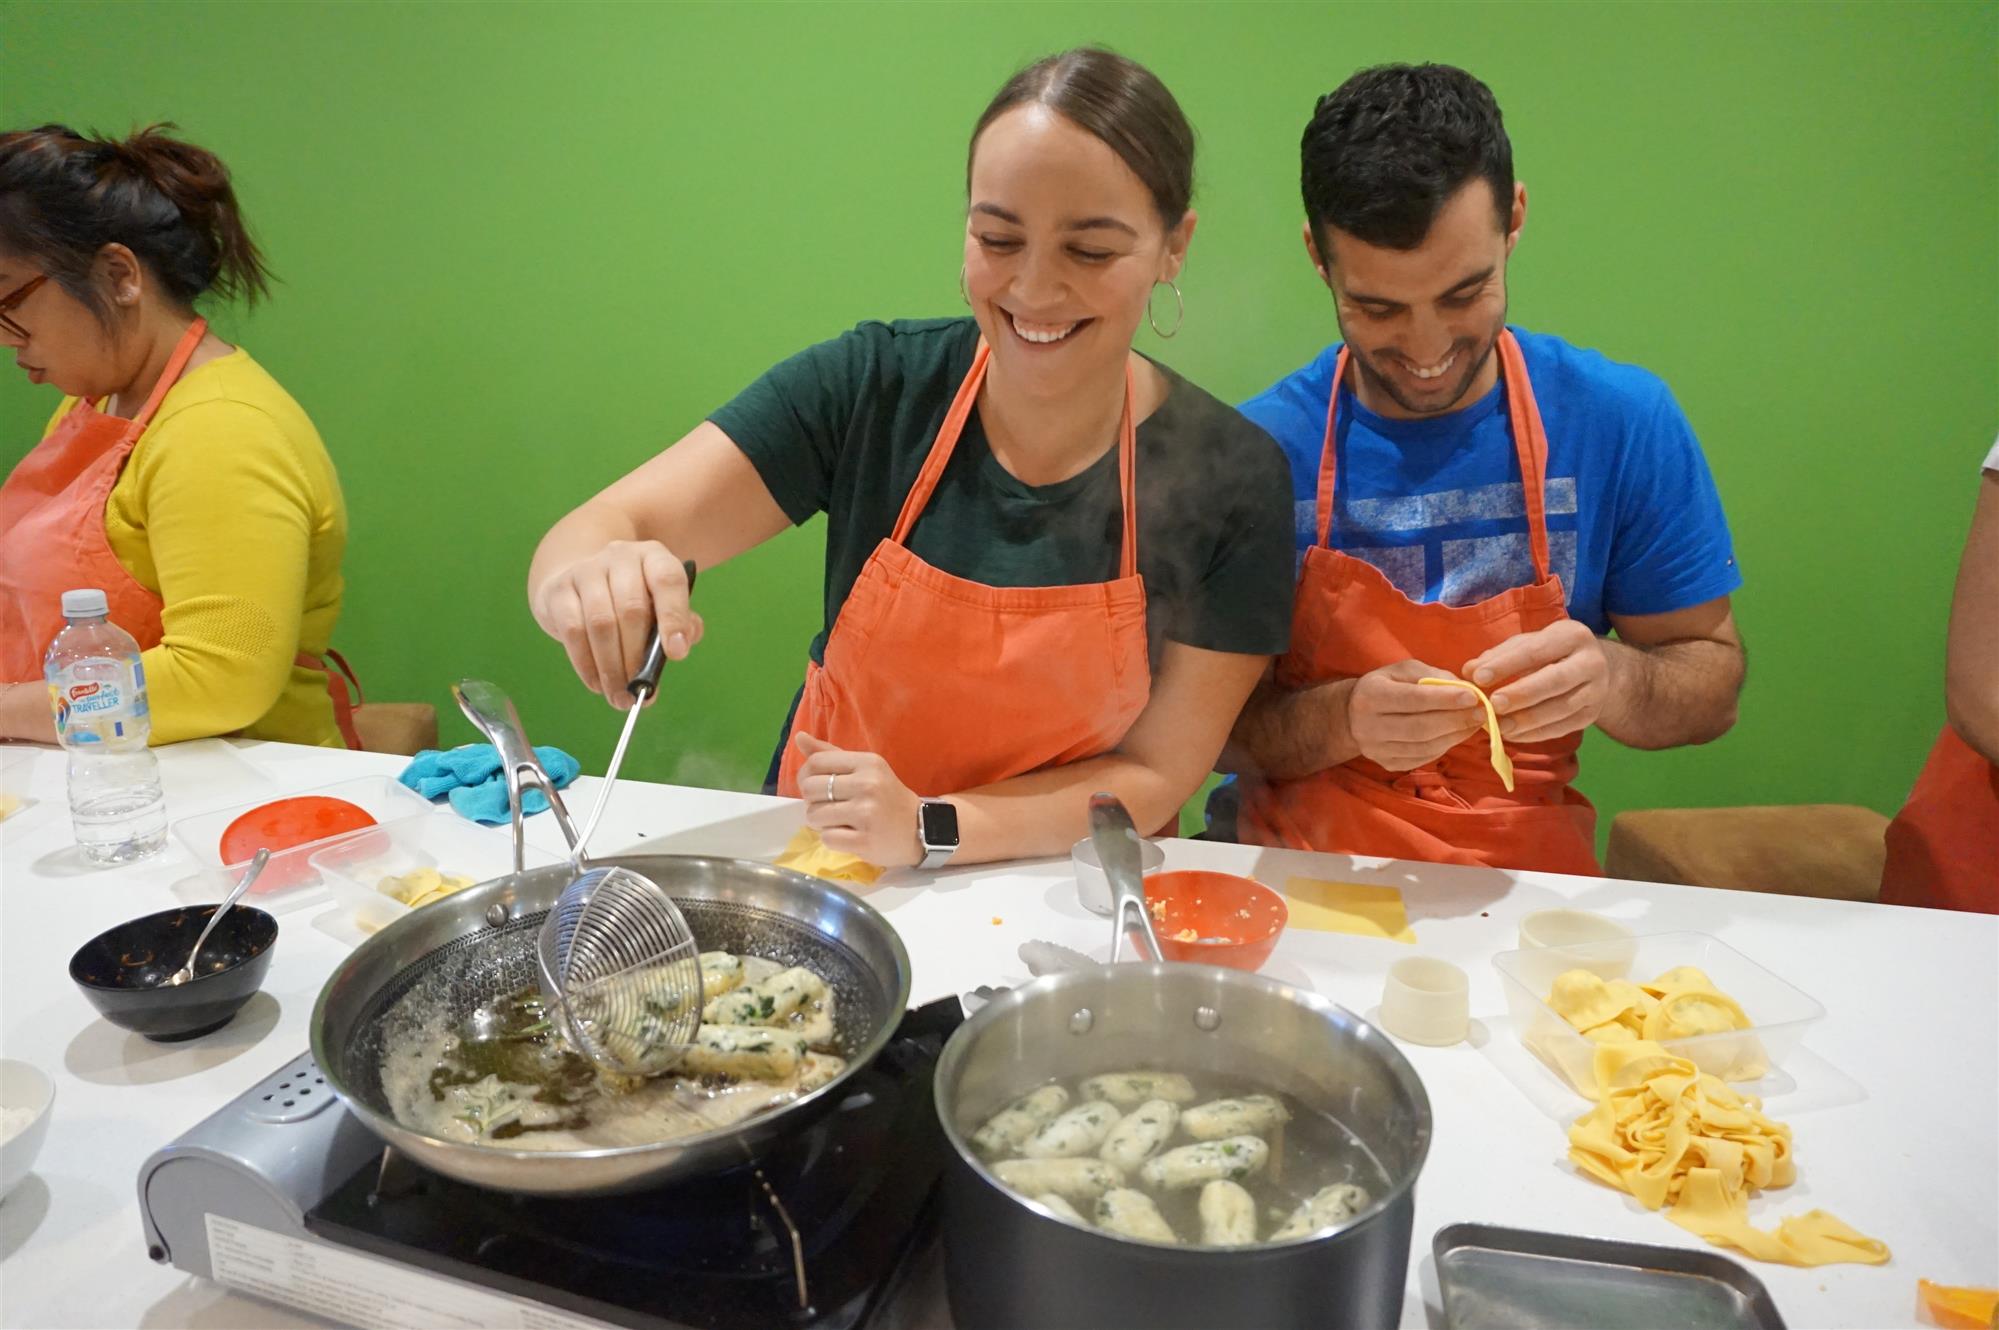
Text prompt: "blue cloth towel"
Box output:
[[397, 744, 582, 825]]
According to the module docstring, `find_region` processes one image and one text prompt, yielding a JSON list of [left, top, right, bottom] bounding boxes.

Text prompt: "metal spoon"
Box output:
[[167, 849, 270, 986]]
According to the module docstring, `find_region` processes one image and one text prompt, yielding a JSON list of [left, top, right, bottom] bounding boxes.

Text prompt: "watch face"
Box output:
[[920, 800, 960, 848]]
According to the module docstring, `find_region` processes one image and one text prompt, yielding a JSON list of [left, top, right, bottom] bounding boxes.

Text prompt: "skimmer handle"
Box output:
[[1089, 793, 1163, 964], [451, 678, 581, 873]]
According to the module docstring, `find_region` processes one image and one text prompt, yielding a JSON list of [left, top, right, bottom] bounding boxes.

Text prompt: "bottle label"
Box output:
[[49, 661, 148, 743]]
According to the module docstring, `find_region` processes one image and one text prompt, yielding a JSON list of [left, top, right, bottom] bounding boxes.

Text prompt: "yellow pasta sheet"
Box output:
[[1282, 877, 1416, 943], [775, 826, 884, 886], [1566, 1039, 1889, 1267]]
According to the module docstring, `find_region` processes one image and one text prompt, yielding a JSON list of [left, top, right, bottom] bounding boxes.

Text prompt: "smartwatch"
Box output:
[[917, 799, 960, 870]]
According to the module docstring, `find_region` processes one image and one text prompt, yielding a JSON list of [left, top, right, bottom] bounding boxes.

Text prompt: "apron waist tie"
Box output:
[[296, 649, 365, 750]]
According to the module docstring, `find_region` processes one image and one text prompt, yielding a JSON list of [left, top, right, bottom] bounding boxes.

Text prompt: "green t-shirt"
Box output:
[[710, 317, 1295, 671]]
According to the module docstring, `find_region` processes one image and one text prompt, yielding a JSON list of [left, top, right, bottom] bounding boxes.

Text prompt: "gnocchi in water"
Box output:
[[380, 951, 847, 1151], [970, 1069, 1388, 1247]]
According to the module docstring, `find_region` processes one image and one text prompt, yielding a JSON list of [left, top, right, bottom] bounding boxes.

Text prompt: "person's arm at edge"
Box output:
[[1944, 470, 1999, 763]]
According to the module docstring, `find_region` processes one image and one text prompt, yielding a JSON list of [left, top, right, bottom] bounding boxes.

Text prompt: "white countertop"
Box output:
[[2, 738, 1993, 1329]]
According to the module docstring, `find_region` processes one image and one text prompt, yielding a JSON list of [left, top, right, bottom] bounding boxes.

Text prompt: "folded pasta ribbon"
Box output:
[[1566, 1039, 1889, 1267], [1916, 1280, 1998, 1329], [775, 826, 884, 886], [1417, 677, 1514, 792]]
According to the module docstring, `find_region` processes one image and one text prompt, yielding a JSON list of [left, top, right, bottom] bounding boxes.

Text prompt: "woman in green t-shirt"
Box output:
[[531, 48, 1294, 870]]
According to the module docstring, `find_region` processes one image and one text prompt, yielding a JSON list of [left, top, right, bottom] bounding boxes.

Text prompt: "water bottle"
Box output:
[[44, 588, 167, 864]]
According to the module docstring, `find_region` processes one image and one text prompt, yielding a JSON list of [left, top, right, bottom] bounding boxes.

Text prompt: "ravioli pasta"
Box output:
[[1566, 1039, 1888, 1267], [1545, 965, 1768, 1080]]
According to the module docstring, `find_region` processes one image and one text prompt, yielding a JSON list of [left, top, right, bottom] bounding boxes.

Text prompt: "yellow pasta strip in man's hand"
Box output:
[[1418, 677, 1514, 791]]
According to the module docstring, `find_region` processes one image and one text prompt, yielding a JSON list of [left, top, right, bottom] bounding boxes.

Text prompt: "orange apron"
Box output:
[[1880, 726, 1999, 912], [775, 339, 1150, 799], [1237, 332, 1600, 874], [0, 318, 362, 748]]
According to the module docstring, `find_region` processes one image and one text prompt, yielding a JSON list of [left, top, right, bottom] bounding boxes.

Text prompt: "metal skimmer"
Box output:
[[454, 617, 704, 1079]]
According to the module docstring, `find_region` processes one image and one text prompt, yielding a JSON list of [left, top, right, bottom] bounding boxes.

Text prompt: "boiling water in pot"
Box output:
[[971, 1067, 1395, 1248]]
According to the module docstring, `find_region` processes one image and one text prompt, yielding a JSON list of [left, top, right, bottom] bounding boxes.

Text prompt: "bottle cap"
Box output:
[[61, 588, 110, 618]]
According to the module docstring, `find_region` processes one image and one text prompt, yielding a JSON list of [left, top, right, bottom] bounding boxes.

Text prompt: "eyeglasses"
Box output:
[[0, 274, 49, 340]]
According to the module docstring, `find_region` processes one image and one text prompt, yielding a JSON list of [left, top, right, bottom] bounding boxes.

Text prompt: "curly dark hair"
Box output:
[[1301, 64, 1512, 251]]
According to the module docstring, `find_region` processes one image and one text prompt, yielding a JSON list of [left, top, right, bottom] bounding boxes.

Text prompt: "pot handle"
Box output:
[[1089, 792, 1164, 964], [451, 678, 582, 874]]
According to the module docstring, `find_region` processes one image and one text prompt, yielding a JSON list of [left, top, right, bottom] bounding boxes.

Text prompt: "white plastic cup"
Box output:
[[1071, 836, 1165, 916], [1380, 957, 1470, 1047], [1517, 909, 1638, 981]]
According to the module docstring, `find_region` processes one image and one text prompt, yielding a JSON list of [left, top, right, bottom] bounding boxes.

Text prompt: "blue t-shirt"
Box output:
[[1239, 328, 1741, 633]]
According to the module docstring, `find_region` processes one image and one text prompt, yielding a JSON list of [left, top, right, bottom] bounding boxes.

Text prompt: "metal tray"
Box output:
[[1434, 1223, 1788, 1330]]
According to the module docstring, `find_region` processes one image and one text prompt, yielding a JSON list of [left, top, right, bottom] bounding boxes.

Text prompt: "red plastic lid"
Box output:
[[220, 796, 376, 890]]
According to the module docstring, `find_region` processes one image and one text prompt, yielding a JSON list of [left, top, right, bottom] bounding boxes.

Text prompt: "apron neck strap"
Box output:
[[1316, 330, 1553, 583], [890, 339, 1140, 579], [121, 317, 209, 434], [1494, 329, 1553, 580]]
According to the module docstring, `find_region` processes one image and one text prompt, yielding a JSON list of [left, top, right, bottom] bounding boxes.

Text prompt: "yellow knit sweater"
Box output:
[[46, 349, 348, 746]]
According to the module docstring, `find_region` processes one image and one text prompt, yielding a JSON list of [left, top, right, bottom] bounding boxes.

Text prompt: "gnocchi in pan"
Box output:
[[381, 950, 846, 1151], [969, 1068, 1387, 1248]]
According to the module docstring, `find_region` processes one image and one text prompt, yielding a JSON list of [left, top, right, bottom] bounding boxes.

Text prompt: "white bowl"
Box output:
[[1071, 836, 1166, 916], [0, 1059, 55, 1204]]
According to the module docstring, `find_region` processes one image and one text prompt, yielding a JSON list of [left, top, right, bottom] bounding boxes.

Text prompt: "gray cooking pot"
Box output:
[[936, 799, 1430, 1330], [934, 963, 1431, 1330]]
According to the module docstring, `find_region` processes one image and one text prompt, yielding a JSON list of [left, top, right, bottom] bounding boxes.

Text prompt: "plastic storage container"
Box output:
[[313, 811, 560, 935], [1491, 931, 1825, 1097], [169, 776, 433, 912]]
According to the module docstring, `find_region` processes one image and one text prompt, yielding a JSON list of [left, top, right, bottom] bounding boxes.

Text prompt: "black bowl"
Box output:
[[69, 904, 278, 1041]]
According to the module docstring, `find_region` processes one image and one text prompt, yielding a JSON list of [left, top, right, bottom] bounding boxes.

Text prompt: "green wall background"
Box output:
[[5, 1, 1996, 840]]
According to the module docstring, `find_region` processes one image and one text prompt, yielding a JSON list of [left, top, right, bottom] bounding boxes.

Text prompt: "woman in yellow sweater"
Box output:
[[0, 123, 353, 747]]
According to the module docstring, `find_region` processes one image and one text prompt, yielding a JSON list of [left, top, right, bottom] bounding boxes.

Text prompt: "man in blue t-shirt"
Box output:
[[1219, 63, 1746, 874]]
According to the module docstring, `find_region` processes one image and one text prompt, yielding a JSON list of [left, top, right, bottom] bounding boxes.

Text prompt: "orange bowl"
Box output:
[[1142, 870, 1288, 971]]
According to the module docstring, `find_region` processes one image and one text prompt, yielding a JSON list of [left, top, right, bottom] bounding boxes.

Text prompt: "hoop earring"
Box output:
[[1147, 279, 1184, 339], [959, 265, 971, 307]]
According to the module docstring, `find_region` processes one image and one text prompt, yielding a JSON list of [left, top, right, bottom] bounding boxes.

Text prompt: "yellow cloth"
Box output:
[[774, 827, 883, 885], [1566, 1039, 1889, 1267], [46, 349, 347, 747], [1282, 877, 1415, 943], [1418, 677, 1514, 791]]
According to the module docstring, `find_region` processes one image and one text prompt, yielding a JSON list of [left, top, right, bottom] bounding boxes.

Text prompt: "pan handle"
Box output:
[[1089, 792, 1164, 964], [451, 678, 582, 873]]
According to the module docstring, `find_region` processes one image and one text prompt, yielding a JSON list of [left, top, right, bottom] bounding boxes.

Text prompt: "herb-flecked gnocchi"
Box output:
[[969, 1069, 1385, 1248]]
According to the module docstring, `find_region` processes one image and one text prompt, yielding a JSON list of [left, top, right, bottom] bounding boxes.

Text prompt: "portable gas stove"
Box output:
[[138, 999, 963, 1330]]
